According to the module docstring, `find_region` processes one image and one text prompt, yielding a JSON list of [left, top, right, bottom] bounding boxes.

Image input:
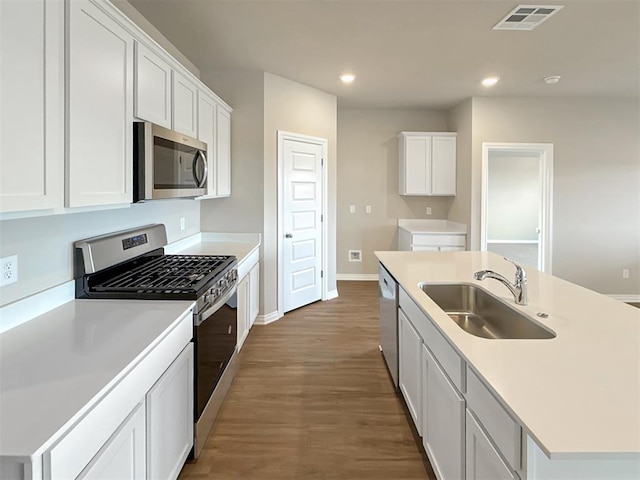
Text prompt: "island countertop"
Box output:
[[375, 250, 640, 458]]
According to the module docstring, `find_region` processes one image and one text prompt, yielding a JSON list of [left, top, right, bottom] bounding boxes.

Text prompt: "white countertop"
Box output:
[[165, 232, 260, 267], [375, 250, 640, 458], [398, 219, 467, 234], [0, 299, 193, 460]]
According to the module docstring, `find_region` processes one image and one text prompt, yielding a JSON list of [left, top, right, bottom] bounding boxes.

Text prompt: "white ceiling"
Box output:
[[128, 0, 640, 110]]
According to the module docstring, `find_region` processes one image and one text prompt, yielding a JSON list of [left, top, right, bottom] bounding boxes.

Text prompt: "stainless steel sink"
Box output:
[[419, 283, 556, 340]]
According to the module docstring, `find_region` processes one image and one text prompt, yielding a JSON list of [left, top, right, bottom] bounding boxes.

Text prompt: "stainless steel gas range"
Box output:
[[74, 224, 237, 458]]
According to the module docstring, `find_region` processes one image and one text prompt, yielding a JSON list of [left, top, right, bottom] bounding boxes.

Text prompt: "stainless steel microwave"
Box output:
[[133, 122, 208, 202]]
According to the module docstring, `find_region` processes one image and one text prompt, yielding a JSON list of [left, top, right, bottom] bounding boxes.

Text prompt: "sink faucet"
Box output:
[[474, 258, 528, 306]]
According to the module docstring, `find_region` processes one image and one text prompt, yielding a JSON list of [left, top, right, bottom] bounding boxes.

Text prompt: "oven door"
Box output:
[[194, 285, 237, 422]]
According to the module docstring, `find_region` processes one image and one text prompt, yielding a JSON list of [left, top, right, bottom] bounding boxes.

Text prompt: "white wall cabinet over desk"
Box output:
[[399, 132, 456, 196]]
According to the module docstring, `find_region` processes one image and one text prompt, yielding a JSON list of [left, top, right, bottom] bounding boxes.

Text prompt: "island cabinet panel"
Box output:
[[76, 403, 146, 480], [66, 0, 134, 207], [466, 367, 521, 471], [398, 308, 422, 434], [0, 0, 64, 213], [466, 410, 518, 480], [134, 41, 172, 128], [422, 344, 465, 480]]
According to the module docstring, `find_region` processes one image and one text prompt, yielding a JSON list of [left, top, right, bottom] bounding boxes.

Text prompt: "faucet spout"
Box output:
[[473, 258, 528, 306]]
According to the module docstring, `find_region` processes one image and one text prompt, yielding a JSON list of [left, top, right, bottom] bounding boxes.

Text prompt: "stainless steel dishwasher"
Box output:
[[378, 263, 399, 389]]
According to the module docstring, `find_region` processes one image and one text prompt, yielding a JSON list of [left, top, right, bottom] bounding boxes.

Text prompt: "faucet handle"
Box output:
[[503, 257, 526, 281]]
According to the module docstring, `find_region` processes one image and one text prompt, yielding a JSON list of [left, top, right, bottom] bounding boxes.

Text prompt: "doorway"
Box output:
[[481, 143, 553, 272], [277, 131, 328, 314]]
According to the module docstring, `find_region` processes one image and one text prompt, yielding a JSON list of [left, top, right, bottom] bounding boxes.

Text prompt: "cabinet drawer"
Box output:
[[466, 367, 521, 471], [411, 234, 465, 247], [399, 288, 464, 391]]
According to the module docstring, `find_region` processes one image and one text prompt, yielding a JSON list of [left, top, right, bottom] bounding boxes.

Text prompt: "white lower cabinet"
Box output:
[[146, 343, 194, 480], [237, 273, 249, 350], [422, 344, 465, 480], [248, 263, 259, 328], [466, 410, 518, 480], [77, 403, 146, 480], [398, 308, 422, 434]]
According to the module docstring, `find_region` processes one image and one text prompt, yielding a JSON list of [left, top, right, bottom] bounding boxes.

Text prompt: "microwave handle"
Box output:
[[192, 150, 208, 188]]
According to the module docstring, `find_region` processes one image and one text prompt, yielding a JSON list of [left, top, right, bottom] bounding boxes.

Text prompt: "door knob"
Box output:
[[285, 233, 293, 238]]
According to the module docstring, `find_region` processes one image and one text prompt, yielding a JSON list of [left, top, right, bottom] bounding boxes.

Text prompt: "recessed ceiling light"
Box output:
[[340, 74, 356, 84], [482, 76, 500, 87], [544, 75, 561, 84]]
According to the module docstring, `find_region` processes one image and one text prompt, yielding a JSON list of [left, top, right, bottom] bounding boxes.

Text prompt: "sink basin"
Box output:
[[419, 283, 556, 340]]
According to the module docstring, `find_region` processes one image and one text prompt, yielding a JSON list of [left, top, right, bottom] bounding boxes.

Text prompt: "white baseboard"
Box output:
[[254, 310, 282, 325], [326, 289, 339, 300], [336, 274, 379, 281], [608, 294, 640, 303]]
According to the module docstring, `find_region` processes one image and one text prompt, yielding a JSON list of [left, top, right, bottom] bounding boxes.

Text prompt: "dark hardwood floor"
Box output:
[[180, 281, 435, 480]]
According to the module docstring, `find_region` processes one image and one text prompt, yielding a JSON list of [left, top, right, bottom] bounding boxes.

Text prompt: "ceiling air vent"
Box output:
[[493, 5, 564, 31]]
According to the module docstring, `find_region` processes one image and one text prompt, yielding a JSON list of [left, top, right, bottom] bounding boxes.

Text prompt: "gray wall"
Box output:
[[471, 97, 640, 295], [263, 73, 338, 314], [199, 72, 337, 317], [337, 109, 450, 275], [0, 200, 201, 307]]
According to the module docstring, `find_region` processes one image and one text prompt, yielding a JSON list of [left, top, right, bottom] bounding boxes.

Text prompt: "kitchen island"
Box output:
[[375, 250, 640, 479]]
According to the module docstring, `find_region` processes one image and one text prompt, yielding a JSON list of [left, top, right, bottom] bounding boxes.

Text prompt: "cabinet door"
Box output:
[[76, 403, 146, 480], [404, 135, 431, 195], [0, 0, 64, 213], [215, 106, 231, 197], [67, 0, 133, 207], [146, 343, 194, 480], [237, 274, 249, 350], [197, 92, 217, 197], [423, 345, 465, 480], [249, 263, 260, 328], [398, 308, 422, 434], [172, 70, 197, 137], [134, 42, 171, 128], [466, 410, 517, 480], [432, 135, 456, 195]]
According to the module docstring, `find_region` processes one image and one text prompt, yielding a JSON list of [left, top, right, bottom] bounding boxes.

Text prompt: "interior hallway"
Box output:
[[179, 281, 435, 479]]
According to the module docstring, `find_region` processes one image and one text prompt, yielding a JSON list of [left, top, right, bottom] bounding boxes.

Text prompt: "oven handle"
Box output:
[[194, 284, 237, 327]]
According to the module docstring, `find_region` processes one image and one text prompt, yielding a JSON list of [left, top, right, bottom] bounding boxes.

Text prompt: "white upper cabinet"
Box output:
[[134, 41, 172, 128], [172, 70, 198, 137], [197, 92, 232, 198], [66, 0, 134, 207], [0, 0, 64, 213], [398, 132, 456, 196], [215, 105, 232, 197]]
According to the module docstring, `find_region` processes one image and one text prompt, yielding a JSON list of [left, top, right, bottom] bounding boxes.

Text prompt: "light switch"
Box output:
[[365, 205, 372, 214], [349, 205, 356, 213]]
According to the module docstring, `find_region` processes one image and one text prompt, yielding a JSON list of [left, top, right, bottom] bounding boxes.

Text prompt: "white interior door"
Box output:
[[282, 136, 324, 313], [481, 143, 553, 272]]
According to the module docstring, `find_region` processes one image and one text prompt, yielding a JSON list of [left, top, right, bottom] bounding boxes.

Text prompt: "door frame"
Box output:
[[480, 142, 554, 273], [277, 131, 328, 316]]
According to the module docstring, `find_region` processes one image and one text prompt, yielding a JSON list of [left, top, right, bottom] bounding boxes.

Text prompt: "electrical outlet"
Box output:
[[349, 205, 356, 214], [180, 217, 186, 231], [365, 205, 372, 214], [426, 206, 432, 216], [622, 269, 630, 279], [1, 255, 18, 286], [348, 250, 362, 262]]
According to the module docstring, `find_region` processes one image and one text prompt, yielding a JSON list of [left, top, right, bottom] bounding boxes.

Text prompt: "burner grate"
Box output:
[[93, 255, 231, 293]]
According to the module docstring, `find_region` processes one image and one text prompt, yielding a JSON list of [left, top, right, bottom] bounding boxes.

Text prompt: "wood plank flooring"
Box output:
[[179, 281, 435, 480]]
